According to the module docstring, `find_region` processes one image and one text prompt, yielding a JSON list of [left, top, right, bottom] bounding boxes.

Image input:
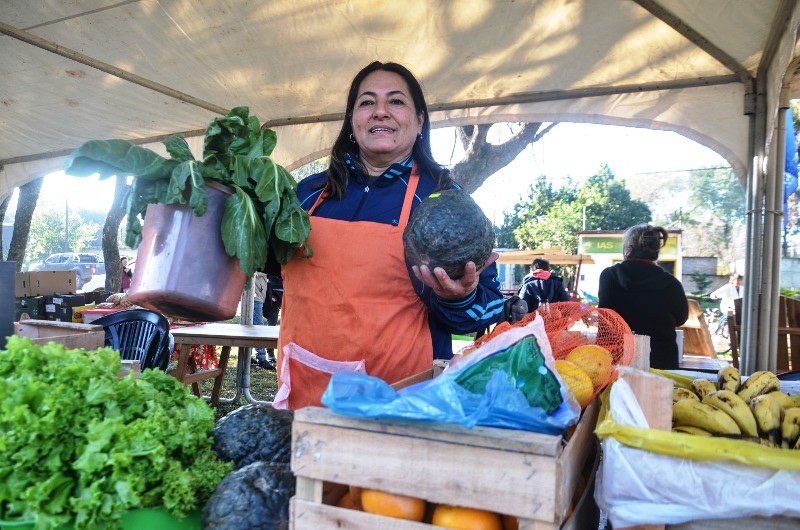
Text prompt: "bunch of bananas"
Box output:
[[672, 367, 800, 449]]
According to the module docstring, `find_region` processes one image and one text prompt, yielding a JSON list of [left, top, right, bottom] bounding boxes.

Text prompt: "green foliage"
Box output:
[[688, 271, 713, 293], [506, 165, 651, 252], [64, 107, 312, 278], [0, 337, 232, 529], [781, 287, 800, 301], [680, 167, 745, 261], [25, 208, 100, 263]]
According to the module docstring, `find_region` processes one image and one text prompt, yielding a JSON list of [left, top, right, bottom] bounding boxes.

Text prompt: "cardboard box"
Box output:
[[43, 294, 86, 320], [29, 271, 76, 296], [84, 290, 113, 305], [15, 272, 31, 297], [14, 296, 44, 321], [291, 398, 600, 529], [70, 303, 97, 323], [14, 320, 105, 350]]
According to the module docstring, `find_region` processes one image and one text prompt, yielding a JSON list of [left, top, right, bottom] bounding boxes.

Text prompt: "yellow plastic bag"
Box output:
[[595, 373, 800, 472]]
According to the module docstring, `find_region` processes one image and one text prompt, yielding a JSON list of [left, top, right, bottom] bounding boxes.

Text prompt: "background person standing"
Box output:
[[518, 258, 570, 312], [120, 256, 133, 293], [251, 271, 275, 370], [710, 273, 744, 316], [598, 224, 689, 369]]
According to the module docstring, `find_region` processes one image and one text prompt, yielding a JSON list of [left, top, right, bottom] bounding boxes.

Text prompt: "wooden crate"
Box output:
[[290, 398, 599, 530], [14, 319, 105, 350]]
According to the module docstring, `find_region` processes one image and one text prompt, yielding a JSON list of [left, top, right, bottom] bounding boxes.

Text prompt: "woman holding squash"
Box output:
[[275, 61, 504, 410]]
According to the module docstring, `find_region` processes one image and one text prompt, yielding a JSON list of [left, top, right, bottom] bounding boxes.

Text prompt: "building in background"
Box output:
[[577, 230, 683, 298]]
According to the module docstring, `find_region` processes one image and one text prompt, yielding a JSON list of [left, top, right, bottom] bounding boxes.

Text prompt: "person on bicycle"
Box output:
[[710, 274, 743, 317]]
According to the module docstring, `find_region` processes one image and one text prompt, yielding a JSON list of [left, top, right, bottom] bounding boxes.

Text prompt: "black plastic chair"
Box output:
[[92, 309, 172, 371]]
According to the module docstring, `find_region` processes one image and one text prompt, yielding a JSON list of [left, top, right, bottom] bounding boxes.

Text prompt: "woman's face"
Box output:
[[350, 70, 424, 169]]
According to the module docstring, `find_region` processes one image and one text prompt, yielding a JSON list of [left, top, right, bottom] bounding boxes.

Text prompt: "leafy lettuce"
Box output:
[[0, 336, 233, 529]]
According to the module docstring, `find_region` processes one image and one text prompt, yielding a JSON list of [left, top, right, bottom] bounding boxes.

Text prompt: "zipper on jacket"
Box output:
[[352, 185, 369, 220]]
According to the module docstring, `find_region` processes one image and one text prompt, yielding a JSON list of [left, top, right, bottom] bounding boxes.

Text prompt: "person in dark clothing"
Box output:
[[598, 224, 689, 369], [518, 258, 570, 312]]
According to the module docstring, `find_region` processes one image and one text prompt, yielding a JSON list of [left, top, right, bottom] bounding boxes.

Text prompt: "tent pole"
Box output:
[[741, 93, 763, 376]]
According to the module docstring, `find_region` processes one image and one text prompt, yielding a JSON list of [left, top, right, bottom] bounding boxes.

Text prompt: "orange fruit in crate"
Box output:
[[565, 344, 614, 392], [336, 491, 358, 510], [360, 488, 426, 521], [502, 513, 519, 530], [431, 504, 503, 529], [555, 359, 594, 409]]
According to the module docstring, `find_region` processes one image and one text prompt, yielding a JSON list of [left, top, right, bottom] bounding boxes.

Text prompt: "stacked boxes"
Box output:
[[14, 296, 44, 321], [44, 294, 86, 322], [15, 271, 77, 297]]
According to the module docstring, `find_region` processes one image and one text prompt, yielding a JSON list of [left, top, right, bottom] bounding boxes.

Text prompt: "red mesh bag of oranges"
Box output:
[[472, 301, 634, 408]]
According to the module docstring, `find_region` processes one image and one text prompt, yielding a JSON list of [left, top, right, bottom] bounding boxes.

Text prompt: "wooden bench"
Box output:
[[677, 299, 717, 358], [728, 296, 800, 372]]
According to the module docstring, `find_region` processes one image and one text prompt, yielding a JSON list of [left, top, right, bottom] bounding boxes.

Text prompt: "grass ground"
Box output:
[[197, 349, 279, 421]]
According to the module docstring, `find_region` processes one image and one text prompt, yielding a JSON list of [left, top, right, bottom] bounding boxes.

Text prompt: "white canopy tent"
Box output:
[[2, 0, 800, 373]]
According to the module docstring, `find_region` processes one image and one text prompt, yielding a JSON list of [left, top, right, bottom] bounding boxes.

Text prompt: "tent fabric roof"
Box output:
[[1, 0, 797, 196]]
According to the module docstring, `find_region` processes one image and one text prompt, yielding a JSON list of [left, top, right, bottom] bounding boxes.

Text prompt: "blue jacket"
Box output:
[[295, 160, 504, 359]]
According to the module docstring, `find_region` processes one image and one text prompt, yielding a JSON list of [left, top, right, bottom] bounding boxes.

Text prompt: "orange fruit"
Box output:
[[360, 488, 426, 521], [565, 344, 614, 391], [555, 359, 594, 409], [431, 504, 503, 530], [336, 491, 358, 510], [502, 513, 519, 530]]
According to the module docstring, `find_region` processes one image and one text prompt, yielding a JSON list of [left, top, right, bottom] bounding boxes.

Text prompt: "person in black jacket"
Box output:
[[518, 258, 570, 312], [598, 224, 689, 369]]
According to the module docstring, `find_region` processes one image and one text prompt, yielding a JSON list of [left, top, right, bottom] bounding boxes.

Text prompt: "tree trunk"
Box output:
[[102, 175, 130, 293], [7, 178, 44, 271], [0, 194, 10, 260], [450, 122, 557, 193]]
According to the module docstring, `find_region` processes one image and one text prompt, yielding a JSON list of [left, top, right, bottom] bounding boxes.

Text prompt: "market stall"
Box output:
[[2, 1, 800, 373]]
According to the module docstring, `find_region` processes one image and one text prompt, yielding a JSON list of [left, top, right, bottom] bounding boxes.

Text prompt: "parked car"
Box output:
[[29, 252, 105, 289], [81, 258, 135, 293]]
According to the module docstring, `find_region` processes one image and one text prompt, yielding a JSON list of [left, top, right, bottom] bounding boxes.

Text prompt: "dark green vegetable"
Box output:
[[0, 336, 232, 530], [202, 461, 295, 530], [403, 188, 495, 279], [212, 404, 293, 469], [63, 106, 312, 277]]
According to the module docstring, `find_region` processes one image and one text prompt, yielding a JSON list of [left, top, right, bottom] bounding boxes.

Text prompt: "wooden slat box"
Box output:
[[291, 398, 599, 530], [14, 319, 104, 350]]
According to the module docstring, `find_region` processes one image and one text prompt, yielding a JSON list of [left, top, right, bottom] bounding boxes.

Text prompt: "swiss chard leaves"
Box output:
[[63, 106, 311, 274]]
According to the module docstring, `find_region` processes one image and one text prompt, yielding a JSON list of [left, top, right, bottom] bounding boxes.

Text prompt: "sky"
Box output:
[[431, 123, 728, 224], [5, 122, 728, 225]]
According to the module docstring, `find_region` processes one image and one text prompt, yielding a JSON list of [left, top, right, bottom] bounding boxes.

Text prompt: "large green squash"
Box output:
[[211, 404, 293, 469], [403, 188, 495, 279]]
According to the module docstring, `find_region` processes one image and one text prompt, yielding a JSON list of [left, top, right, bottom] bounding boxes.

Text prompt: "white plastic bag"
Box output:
[[595, 378, 800, 527]]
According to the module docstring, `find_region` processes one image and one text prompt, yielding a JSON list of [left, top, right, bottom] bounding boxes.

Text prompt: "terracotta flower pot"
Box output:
[[128, 180, 247, 321]]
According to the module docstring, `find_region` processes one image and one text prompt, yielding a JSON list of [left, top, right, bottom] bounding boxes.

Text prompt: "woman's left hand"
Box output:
[[412, 252, 499, 300]]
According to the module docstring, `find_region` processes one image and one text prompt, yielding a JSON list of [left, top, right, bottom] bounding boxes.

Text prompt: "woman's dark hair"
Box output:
[[323, 61, 452, 198], [623, 224, 668, 261]]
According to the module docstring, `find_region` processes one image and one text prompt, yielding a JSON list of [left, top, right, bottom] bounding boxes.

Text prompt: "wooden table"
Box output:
[[170, 323, 279, 406]]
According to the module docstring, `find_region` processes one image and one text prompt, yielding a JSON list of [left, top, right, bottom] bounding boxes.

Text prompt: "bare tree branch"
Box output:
[[450, 122, 557, 193]]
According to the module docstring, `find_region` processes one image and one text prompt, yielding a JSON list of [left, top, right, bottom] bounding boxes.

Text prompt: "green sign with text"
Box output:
[[581, 234, 678, 255]]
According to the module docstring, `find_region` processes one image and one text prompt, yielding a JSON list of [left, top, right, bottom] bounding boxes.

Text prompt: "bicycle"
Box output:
[[704, 307, 732, 355]]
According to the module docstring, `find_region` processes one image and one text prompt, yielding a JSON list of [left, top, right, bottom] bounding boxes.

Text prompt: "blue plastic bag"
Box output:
[[321, 316, 580, 434]]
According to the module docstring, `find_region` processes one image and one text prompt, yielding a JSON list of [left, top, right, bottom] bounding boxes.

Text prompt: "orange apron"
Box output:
[[277, 166, 433, 410]]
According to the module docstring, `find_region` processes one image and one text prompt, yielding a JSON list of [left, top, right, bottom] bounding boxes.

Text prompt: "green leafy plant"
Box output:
[[0, 337, 233, 529], [63, 106, 311, 277]]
